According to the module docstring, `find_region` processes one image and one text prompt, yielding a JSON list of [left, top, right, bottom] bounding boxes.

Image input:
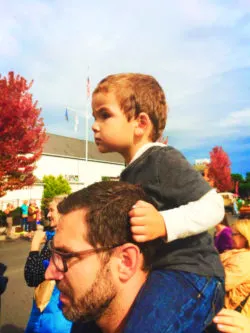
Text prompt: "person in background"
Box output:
[[35, 203, 42, 226], [4, 203, 15, 239], [220, 219, 250, 319], [24, 195, 72, 333], [214, 214, 233, 253], [27, 201, 38, 236], [20, 200, 29, 232]]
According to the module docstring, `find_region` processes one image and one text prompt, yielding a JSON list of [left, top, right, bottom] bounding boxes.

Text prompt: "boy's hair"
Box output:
[[93, 73, 167, 141]]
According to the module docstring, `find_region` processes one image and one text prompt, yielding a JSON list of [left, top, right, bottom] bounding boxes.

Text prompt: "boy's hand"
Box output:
[[129, 200, 167, 242]]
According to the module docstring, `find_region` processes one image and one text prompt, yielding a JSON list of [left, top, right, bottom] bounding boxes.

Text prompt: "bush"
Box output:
[[41, 175, 71, 211]]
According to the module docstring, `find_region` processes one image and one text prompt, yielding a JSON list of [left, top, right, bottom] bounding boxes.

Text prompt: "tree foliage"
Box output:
[[0, 71, 47, 197], [231, 172, 250, 198], [207, 146, 233, 192], [231, 173, 244, 183], [41, 175, 71, 210]]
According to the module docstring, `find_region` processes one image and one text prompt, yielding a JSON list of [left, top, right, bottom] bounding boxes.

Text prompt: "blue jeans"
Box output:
[[124, 270, 225, 333], [21, 217, 28, 231]]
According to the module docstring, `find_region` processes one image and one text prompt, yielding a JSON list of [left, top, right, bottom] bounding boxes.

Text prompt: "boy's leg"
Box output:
[[124, 270, 225, 333]]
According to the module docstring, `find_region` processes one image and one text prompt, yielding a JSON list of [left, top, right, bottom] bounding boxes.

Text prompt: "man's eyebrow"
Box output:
[[54, 244, 73, 253]]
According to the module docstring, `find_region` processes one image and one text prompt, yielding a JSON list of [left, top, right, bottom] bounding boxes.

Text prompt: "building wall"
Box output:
[[0, 154, 124, 209]]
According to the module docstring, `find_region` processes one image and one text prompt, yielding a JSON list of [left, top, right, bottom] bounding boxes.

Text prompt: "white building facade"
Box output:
[[0, 134, 124, 209]]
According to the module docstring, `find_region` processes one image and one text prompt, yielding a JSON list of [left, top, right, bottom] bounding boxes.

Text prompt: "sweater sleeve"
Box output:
[[160, 189, 224, 242], [156, 147, 223, 242], [24, 242, 51, 287]]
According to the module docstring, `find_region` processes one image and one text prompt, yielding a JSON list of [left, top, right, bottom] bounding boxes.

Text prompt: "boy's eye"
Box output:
[[100, 110, 110, 119]]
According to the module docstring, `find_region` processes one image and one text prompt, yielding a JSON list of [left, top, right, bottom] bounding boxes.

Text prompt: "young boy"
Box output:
[[91, 73, 225, 331]]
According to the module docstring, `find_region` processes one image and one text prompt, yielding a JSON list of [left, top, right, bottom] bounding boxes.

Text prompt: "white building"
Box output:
[[194, 158, 210, 165], [0, 133, 124, 209]]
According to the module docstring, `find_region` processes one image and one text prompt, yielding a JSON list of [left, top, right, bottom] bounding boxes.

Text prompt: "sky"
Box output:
[[1, 0, 250, 177]]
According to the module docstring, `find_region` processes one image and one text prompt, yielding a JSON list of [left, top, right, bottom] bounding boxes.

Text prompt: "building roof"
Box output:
[[43, 133, 124, 165]]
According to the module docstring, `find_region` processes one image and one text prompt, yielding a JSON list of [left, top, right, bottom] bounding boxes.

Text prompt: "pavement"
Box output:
[[0, 238, 34, 332], [0, 227, 31, 242]]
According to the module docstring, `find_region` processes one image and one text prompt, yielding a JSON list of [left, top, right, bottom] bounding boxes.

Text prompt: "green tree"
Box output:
[[231, 173, 244, 183], [41, 175, 71, 210], [246, 172, 250, 182]]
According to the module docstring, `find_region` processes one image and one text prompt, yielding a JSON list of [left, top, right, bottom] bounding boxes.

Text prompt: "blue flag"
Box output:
[[65, 108, 69, 121]]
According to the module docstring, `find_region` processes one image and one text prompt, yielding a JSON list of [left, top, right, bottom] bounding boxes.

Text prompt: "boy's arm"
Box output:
[[130, 189, 224, 243], [160, 189, 224, 242]]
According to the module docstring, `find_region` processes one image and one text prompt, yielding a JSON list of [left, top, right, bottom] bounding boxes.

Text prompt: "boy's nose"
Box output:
[[45, 259, 64, 281], [92, 121, 99, 132]]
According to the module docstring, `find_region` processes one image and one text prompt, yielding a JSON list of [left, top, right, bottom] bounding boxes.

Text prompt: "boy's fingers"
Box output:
[[129, 207, 148, 217], [132, 200, 151, 209], [130, 217, 145, 226], [130, 226, 146, 235], [132, 234, 148, 242]]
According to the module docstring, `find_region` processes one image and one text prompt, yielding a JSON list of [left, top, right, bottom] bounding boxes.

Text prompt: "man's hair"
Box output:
[[58, 181, 159, 270], [93, 73, 167, 141], [234, 219, 250, 248]]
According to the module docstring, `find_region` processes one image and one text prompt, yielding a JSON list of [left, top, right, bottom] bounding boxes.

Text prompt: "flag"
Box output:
[[65, 108, 69, 121], [87, 76, 90, 98], [74, 114, 79, 132]]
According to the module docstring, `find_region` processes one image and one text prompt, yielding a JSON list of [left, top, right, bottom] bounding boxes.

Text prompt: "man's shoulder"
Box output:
[[71, 320, 101, 333]]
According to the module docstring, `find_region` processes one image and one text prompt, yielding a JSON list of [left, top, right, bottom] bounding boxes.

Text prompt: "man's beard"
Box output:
[[57, 262, 116, 322]]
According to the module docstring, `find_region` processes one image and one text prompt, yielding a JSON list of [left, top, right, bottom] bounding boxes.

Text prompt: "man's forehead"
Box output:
[[55, 208, 88, 245]]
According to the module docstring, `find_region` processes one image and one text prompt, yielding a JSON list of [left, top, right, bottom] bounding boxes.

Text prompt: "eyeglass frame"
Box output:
[[48, 239, 124, 273]]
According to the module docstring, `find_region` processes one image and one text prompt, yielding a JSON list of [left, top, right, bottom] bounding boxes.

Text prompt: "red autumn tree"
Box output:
[[0, 71, 47, 197], [207, 146, 233, 192]]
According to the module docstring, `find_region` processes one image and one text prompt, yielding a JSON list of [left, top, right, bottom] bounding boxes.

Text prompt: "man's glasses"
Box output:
[[48, 240, 123, 273]]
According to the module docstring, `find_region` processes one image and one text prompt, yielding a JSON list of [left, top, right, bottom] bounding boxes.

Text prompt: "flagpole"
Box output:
[[85, 70, 90, 163]]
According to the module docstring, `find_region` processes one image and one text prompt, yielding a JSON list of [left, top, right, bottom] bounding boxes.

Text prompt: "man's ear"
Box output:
[[117, 244, 141, 282], [134, 112, 152, 137]]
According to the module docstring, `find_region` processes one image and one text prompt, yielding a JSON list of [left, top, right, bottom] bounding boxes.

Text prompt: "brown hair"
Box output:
[[93, 73, 167, 141], [58, 181, 159, 270]]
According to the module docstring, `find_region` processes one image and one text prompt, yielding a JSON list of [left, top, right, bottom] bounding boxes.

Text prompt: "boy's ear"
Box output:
[[134, 112, 152, 136]]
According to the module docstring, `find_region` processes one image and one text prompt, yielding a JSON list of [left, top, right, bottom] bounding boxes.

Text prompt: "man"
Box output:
[[45, 181, 220, 332], [45, 181, 162, 332]]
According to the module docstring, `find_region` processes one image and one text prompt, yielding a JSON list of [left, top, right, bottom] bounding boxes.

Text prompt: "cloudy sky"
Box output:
[[1, 0, 250, 176]]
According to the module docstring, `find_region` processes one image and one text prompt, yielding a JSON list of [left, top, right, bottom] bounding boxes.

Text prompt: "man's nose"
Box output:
[[45, 259, 64, 281]]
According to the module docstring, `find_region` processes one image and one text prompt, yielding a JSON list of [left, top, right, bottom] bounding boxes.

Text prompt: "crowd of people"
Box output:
[[1, 72, 250, 332], [2, 200, 42, 240]]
